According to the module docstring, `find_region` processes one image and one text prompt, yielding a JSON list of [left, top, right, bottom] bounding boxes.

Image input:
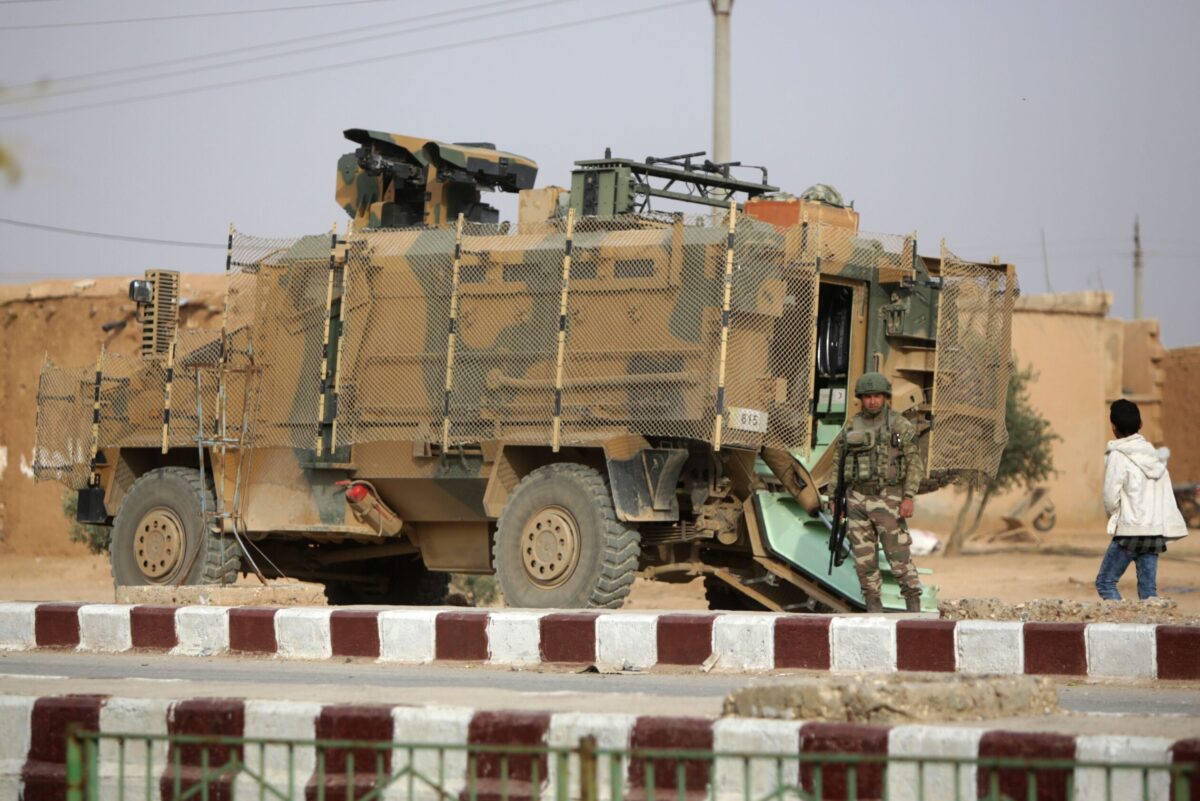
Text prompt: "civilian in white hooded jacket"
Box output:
[[1096, 399, 1188, 600]]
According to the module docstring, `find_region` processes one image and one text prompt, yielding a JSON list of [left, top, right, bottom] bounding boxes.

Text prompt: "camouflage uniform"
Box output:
[[829, 406, 923, 606]]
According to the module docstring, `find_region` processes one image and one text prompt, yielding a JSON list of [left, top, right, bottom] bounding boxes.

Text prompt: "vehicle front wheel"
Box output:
[[493, 463, 639, 609], [110, 467, 240, 587]]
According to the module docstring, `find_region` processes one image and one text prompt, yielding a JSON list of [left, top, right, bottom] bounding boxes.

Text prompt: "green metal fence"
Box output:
[[65, 727, 1197, 801]]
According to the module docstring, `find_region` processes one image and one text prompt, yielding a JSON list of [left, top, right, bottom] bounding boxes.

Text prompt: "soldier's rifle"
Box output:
[[827, 437, 850, 574]]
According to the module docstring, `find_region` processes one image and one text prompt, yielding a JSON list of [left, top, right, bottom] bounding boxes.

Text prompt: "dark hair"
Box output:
[[1110, 399, 1142, 437]]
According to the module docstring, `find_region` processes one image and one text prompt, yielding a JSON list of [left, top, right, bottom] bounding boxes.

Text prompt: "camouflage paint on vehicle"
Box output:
[[32, 129, 1015, 612]]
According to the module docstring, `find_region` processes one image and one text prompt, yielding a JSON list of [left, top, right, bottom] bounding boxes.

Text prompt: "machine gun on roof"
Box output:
[[570, 148, 778, 217]]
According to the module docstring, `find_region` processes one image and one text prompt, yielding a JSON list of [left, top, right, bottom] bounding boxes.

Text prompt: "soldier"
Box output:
[[828, 372, 924, 613]]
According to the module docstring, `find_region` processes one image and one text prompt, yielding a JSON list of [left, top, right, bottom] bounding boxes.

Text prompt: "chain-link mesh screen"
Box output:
[[334, 214, 823, 451], [338, 227, 456, 445], [812, 222, 913, 280], [928, 252, 1016, 482], [222, 238, 264, 442], [231, 232, 330, 449], [726, 216, 820, 451], [169, 329, 223, 448], [33, 361, 94, 489], [558, 214, 719, 445], [35, 215, 1012, 489], [451, 222, 563, 444], [96, 351, 163, 450]]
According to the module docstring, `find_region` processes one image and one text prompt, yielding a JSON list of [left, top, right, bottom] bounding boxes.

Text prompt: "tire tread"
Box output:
[[494, 462, 640, 609], [110, 466, 240, 587]]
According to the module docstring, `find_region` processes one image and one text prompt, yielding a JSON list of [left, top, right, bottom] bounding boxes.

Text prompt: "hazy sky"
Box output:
[[2, 0, 1197, 347]]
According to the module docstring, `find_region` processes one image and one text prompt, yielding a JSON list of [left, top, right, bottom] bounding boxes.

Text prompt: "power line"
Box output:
[[0, 0, 415, 30], [0, 216, 225, 248], [1, 0, 579, 105], [2, 0, 541, 96], [0, 0, 698, 122]]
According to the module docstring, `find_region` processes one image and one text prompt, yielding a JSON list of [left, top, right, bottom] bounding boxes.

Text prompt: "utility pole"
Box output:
[[1133, 215, 1143, 319], [711, 0, 733, 164]]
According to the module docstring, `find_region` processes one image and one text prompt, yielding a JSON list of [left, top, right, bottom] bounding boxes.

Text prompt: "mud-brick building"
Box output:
[[1163, 345, 1200, 485]]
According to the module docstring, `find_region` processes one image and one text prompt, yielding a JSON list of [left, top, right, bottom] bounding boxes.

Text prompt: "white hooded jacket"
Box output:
[[1103, 434, 1188, 539]]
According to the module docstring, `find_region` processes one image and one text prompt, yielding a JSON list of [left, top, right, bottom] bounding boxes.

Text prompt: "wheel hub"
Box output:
[[134, 508, 184, 580], [521, 506, 580, 588]]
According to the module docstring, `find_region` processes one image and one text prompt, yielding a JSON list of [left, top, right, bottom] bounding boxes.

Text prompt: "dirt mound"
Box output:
[[724, 674, 1059, 724], [939, 596, 1199, 625], [117, 582, 326, 607]]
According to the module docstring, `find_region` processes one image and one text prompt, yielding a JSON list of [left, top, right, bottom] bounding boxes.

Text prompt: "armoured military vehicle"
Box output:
[[34, 129, 1015, 612]]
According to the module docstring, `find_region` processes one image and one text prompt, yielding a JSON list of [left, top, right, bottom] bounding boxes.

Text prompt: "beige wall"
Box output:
[[1163, 346, 1200, 483], [1118, 319, 1165, 444], [1008, 296, 1113, 528], [918, 292, 1114, 532]]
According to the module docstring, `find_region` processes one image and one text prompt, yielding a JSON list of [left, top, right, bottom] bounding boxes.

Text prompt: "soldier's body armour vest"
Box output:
[[844, 410, 906, 487]]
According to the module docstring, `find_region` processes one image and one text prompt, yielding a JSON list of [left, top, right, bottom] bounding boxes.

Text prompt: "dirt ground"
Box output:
[[3, 541, 1198, 614]]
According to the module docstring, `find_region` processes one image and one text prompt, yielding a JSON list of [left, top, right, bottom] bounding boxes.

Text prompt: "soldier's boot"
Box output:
[[864, 593, 883, 613], [905, 594, 922, 613]]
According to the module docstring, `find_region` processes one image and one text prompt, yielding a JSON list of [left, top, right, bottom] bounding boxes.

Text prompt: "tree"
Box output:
[[944, 364, 1059, 555]]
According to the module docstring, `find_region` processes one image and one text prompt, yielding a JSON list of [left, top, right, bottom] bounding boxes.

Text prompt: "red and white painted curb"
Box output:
[[1, 602, 1198, 680], [0, 694, 1196, 801]]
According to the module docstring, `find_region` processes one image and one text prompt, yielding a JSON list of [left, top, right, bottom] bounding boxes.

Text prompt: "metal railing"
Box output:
[[64, 727, 1196, 801]]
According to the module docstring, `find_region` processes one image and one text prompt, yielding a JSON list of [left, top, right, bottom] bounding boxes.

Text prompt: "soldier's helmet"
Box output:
[[854, 372, 892, 397], [800, 183, 846, 208]]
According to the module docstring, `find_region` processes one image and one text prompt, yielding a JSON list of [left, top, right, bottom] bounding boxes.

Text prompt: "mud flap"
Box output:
[[754, 490, 938, 612], [606, 448, 688, 522], [76, 486, 108, 524]]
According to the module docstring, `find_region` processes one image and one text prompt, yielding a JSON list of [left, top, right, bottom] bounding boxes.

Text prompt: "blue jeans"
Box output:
[[1095, 540, 1158, 600]]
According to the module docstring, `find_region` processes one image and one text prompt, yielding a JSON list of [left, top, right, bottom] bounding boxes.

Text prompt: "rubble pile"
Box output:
[[724, 674, 1059, 724], [939, 596, 1197, 625], [117, 582, 326, 607]]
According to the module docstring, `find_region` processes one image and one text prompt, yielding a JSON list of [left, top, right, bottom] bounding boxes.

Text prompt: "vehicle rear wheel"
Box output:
[[494, 463, 639, 609], [323, 556, 450, 606], [110, 467, 240, 587]]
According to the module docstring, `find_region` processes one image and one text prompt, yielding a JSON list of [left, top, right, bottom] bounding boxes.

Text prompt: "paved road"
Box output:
[[2, 650, 1198, 736]]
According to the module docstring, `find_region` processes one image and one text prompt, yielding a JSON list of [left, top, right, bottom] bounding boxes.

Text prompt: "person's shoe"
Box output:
[[905, 595, 922, 613], [864, 594, 883, 613]]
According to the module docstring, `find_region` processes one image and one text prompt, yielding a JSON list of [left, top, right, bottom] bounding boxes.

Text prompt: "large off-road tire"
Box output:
[[323, 556, 450, 606], [110, 467, 240, 587], [494, 463, 639, 609]]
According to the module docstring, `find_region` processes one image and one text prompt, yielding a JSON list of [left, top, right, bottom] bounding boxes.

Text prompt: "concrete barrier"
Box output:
[[1, 602, 1197, 680]]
